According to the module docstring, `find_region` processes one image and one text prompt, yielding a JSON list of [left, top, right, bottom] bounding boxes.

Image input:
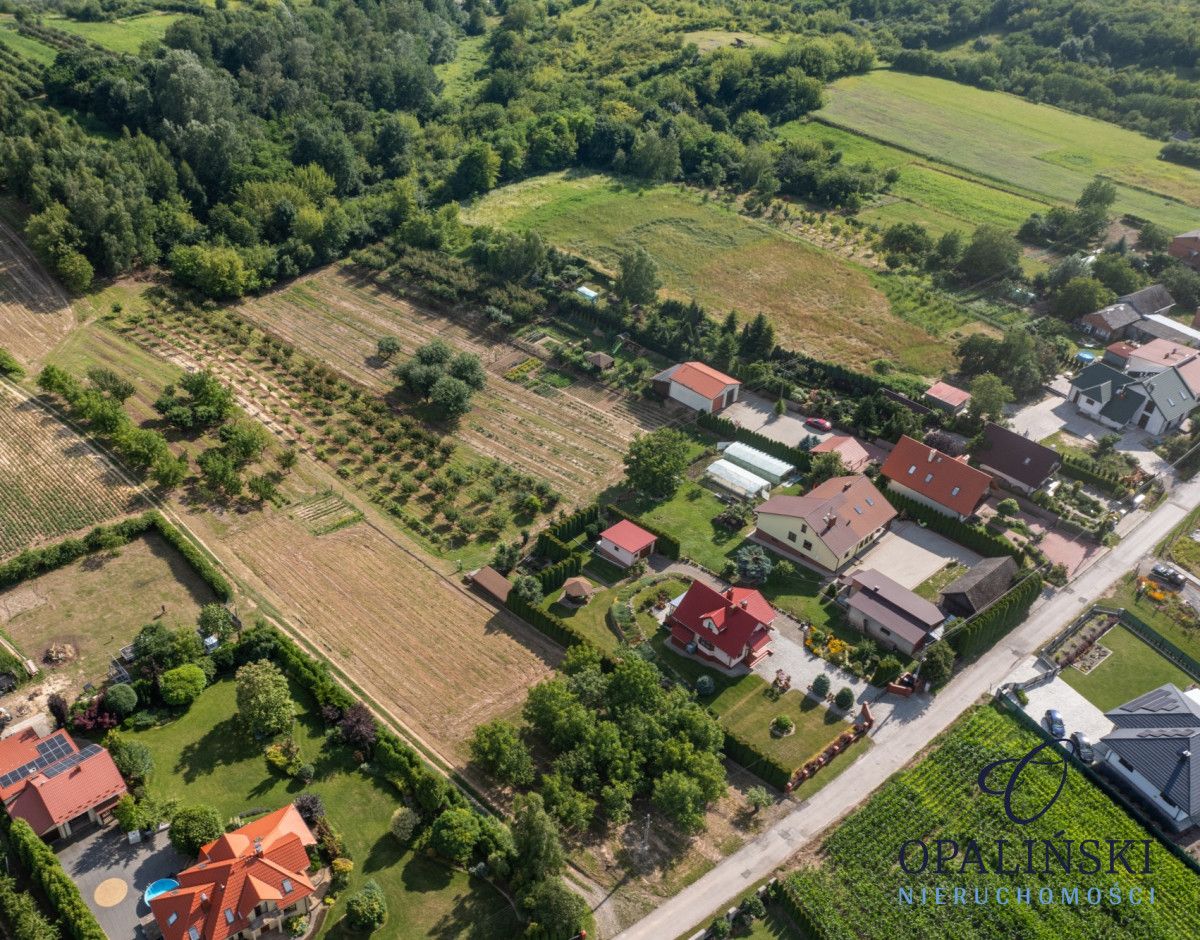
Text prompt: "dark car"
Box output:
[[1070, 731, 1095, 762], [1045, 709, 1065, 738], [1152, 563, 1185, 587], [806, 417, 832, 432]]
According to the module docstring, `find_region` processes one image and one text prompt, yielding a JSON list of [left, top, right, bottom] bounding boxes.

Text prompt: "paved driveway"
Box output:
[[1007, 392, 1170, 476], [1014, 661, 1112, 746], [59, 826, 185, 939], [722, 391, 828, 448], [848, 521, 982, 590]]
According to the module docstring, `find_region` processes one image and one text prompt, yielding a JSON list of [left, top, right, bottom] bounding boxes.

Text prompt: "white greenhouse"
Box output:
[[705, 459, 772, 500], [720, 441, 794, 485]]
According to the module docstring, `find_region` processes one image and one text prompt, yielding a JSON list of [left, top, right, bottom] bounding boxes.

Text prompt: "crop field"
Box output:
[[46, 12, 184, 53], [0, 384, 143, 560], [818, 70, 1200, 232], [0, 532, 215, 698], [0, 217, 76, 369], [214, 507, 561, 759], [466, 171, 953, 374], [788, 705, 1200, 938], [231, 265, 671, 501]]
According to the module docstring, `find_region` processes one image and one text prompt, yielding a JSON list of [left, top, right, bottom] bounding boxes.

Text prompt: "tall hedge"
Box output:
[[548, 504, 600, 542], [6, 820, 103, 940], [535, 530, 572, 562], [1058, 452, 1129, 497], [722, 733, 791, 790], [883, 488, 1023, 562], [505, 594, 589, 649], [603, 505, 680, 559], [539, 553, 585, 594], [947, 573, 1043, 660]]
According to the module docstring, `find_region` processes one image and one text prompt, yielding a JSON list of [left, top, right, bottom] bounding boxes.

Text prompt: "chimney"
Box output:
[[842, 481, 852, 491], [254, 837, 263, 856], [927, 449, 936, 462], [739, 599, 748, 609], [200, 892, 210, 910]]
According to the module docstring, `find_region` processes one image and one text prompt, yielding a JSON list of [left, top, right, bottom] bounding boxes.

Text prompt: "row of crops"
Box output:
[[16, 22, 91, 53], [0, 44, 42, 99], [785, 706, 1200, 938]]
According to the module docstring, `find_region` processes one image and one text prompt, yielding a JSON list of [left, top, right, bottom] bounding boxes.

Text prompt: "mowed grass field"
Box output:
[[0, 533, 215, 699], [818, 70, 1200, 232], [0, 22, 57, 64], [47, 12, 185, 54], [1060, 625, 1195, 711], [466, 171, 954, 374]]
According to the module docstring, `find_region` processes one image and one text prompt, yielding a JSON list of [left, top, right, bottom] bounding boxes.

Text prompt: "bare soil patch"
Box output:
[[0, 218, 75, 369]]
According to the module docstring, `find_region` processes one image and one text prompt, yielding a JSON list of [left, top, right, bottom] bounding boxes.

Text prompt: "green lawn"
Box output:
[[49, 12, 185, 54], [434, 30, 490, 103], [548, 587, 622, 653], [818, 70, 1200, 232], [1097, 576, 1200, 675], [1060, 625, 1195, 711], [464, 171, 954, 375], [130, 680, 520, 939], [711, 674, 872, 797], [0, 24, 57, 64], [624, 481, 742, 573], [914, 562, 967, 601]]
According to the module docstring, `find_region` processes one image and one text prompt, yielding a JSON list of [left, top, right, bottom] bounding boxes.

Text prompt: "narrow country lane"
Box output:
[[612, 478, 1200, 939]]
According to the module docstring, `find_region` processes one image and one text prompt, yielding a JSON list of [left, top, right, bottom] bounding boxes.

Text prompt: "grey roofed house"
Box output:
[[974, 422, 1061, 493], [1101, 685, 1200, 830], [1118, 284, 1177, 319], [1131, 314, 1200, 348], [1071, 361, 1137, 407], [845, 568, 944, 651], [1078, 302, 1141, 337], [939, 556, 1018, 618], [1140, 367, 1197, 424]]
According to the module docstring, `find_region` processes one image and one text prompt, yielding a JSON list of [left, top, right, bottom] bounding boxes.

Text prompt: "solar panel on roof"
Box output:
[[42, 746, 100, 779]]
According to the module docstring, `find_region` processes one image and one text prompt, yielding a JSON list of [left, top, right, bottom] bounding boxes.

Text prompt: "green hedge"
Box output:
[[883, 488, 1023, 562], [1059, 453, 1129, 497], [539, 553, 584, 594], [0, 869, 60, 940], [6, 819, 103, 940], [150, 514, 232, 601], [947, 573, 1042, 660], [695, 411, 811, 472], [547, 504, 600, 542], [721, 732, 792, 791], [535, 530, 572, 562], [603, 504, 680, 559], [505, 594, 590, 649]]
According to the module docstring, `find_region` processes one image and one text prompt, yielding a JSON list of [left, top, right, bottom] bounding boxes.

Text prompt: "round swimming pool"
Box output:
[[143, 878, 180, 907]]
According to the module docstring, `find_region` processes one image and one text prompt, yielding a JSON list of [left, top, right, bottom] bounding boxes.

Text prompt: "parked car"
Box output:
[[805, 417, 832, 432], [1151, 563, 1185, 587], [1045, 709, 1065, 737], [1070, 731, 1095, 762]]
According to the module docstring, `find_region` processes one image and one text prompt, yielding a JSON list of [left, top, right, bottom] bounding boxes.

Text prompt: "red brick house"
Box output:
[[0, 726, 126, 839], [668, 581, 775, 669], [1170, 230, 1200, 272], [151, 805, 319, 940]]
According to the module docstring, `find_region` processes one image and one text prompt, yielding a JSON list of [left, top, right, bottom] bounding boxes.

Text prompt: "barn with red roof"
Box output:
[[596, 519, 658, 568], [652, 361, 741, 413], [151, 804, 319, 940], [667, 580, 775, 669]]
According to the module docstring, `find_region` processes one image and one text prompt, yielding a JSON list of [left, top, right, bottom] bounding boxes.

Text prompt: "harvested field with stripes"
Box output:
[[0, 218, 75, 369], [0, 384, 144, 559], [234, 265, 673, 500]]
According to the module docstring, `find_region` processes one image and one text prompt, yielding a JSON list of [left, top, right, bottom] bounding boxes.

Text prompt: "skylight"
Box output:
[[853, 506, 862, 515], [865, 497, 874, 506], [168, 914, 178, 927], [225, 910, 235, 925], [907, 465, 916, 475], [924, 473, 933, 483], [189, 928, 200, 940], [951, 486, 960, 496], [282, 878, 294, 894]]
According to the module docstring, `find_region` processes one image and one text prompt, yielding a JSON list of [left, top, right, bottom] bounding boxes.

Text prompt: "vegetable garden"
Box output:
[[785, 705, 1200, 939]]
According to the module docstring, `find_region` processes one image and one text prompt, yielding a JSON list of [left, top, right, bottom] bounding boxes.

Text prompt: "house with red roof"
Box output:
[[652, 361, 740, 414], [923, 381, 971, 415], [667, 581, 775, 669], [810, 435, 871, 473], [151, 805, 319, 940], [880, 435, 992, 521], [0, 726, 126, 839], [596, 520, 657, 568]]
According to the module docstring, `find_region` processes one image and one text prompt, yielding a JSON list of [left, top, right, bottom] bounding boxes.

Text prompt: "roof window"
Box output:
[[951, 486, 960, 496]]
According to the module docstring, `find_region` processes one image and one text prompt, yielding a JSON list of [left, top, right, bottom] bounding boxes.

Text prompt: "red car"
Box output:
[[806, 417, 832, 432]]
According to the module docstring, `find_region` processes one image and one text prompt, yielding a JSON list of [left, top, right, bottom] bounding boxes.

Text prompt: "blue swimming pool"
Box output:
[[143, 878, 179, 907]]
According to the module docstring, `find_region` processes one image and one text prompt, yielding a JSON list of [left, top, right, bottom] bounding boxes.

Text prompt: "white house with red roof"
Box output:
[[652, 361, 740, 413], [880, 435, 992, 521], [0, 725, 126, 839], [151, 804, 319, 940], [668, 581, 775, 669], [596, 519, 657, 567]]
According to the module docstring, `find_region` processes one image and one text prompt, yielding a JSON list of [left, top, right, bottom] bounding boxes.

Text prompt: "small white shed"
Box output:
[[705, 459, 772, 500], [720, 441, 794, 485], [575, 285, 600, 303]]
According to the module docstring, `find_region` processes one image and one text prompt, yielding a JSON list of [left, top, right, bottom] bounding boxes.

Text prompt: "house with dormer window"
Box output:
[[667, 581, 775, 669], [879, 435, 992, 521]]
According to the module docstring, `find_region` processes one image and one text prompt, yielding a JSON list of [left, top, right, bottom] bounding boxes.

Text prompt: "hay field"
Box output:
[[466, 171, 953, 373], [0, 385, 144, 560], [818, 70, 1200, 231]]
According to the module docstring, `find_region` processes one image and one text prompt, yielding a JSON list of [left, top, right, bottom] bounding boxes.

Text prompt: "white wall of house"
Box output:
[[1101, 749, 1193, 830], [596, 538, 639, 567], [756, 514, 841, 570], [668, 382, 717, 413], [846, 607, 920, 658], [886, 480, 965, 521], [979, 465, 1035, 495]]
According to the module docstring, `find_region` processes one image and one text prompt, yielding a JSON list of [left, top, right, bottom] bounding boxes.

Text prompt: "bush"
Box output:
[[771, 715, 794, 735], [294, 793, 326, 824], [169, 804, 224, 857], [159, 663, 207, 707], [331, 856, 354, 890], [834, 687, 855, 710], [345, 880, 388, 932], [872, 655, 903, 687], [430, 807, 481, 864], [7, 819, 105, 939], [105, 682, 138, 716], [389, 806, 419, 845], [811, 673, 830, 697]]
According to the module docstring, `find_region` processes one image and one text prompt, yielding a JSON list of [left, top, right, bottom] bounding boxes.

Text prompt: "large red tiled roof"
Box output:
[[925, 381, 971, 408], [755, 475, 895, 558], [670, 362, 739, 399], [881, 435, 992, 518], [152, 805, 317, 940], [599, 520, 657, 555], [670, 581, 774, 661]]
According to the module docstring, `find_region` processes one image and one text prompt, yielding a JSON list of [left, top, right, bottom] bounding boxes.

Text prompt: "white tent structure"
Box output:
[[705, 459, 772, 500], [720, 441, 794, 485]]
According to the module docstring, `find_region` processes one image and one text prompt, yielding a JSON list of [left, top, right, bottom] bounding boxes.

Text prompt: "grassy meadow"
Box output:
[[466, 171, 954, 374], [48, 11, 184, 54], [818, 70, 1200, 232], [0, 22, 57, 64]]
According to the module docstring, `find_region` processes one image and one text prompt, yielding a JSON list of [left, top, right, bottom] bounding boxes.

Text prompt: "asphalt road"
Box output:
[[612, 478, 1200, 940]]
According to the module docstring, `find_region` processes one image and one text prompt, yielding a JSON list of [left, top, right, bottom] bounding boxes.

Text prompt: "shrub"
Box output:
[[159, 663, 207, 707], [811, 673, 830, 697], [294, 793, 326, 824], [331, 856, 354, 890], [834, 687, 855, 710], [771, 715, 794, 735], [345, 880, 388, 932], [169, 804, 224, 857], [430, 807, 481, 864], [872, 655, 903, 686], [105, 682, 138, 716], [389, 806, 419, 844], [709, 916, 731, 939]]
